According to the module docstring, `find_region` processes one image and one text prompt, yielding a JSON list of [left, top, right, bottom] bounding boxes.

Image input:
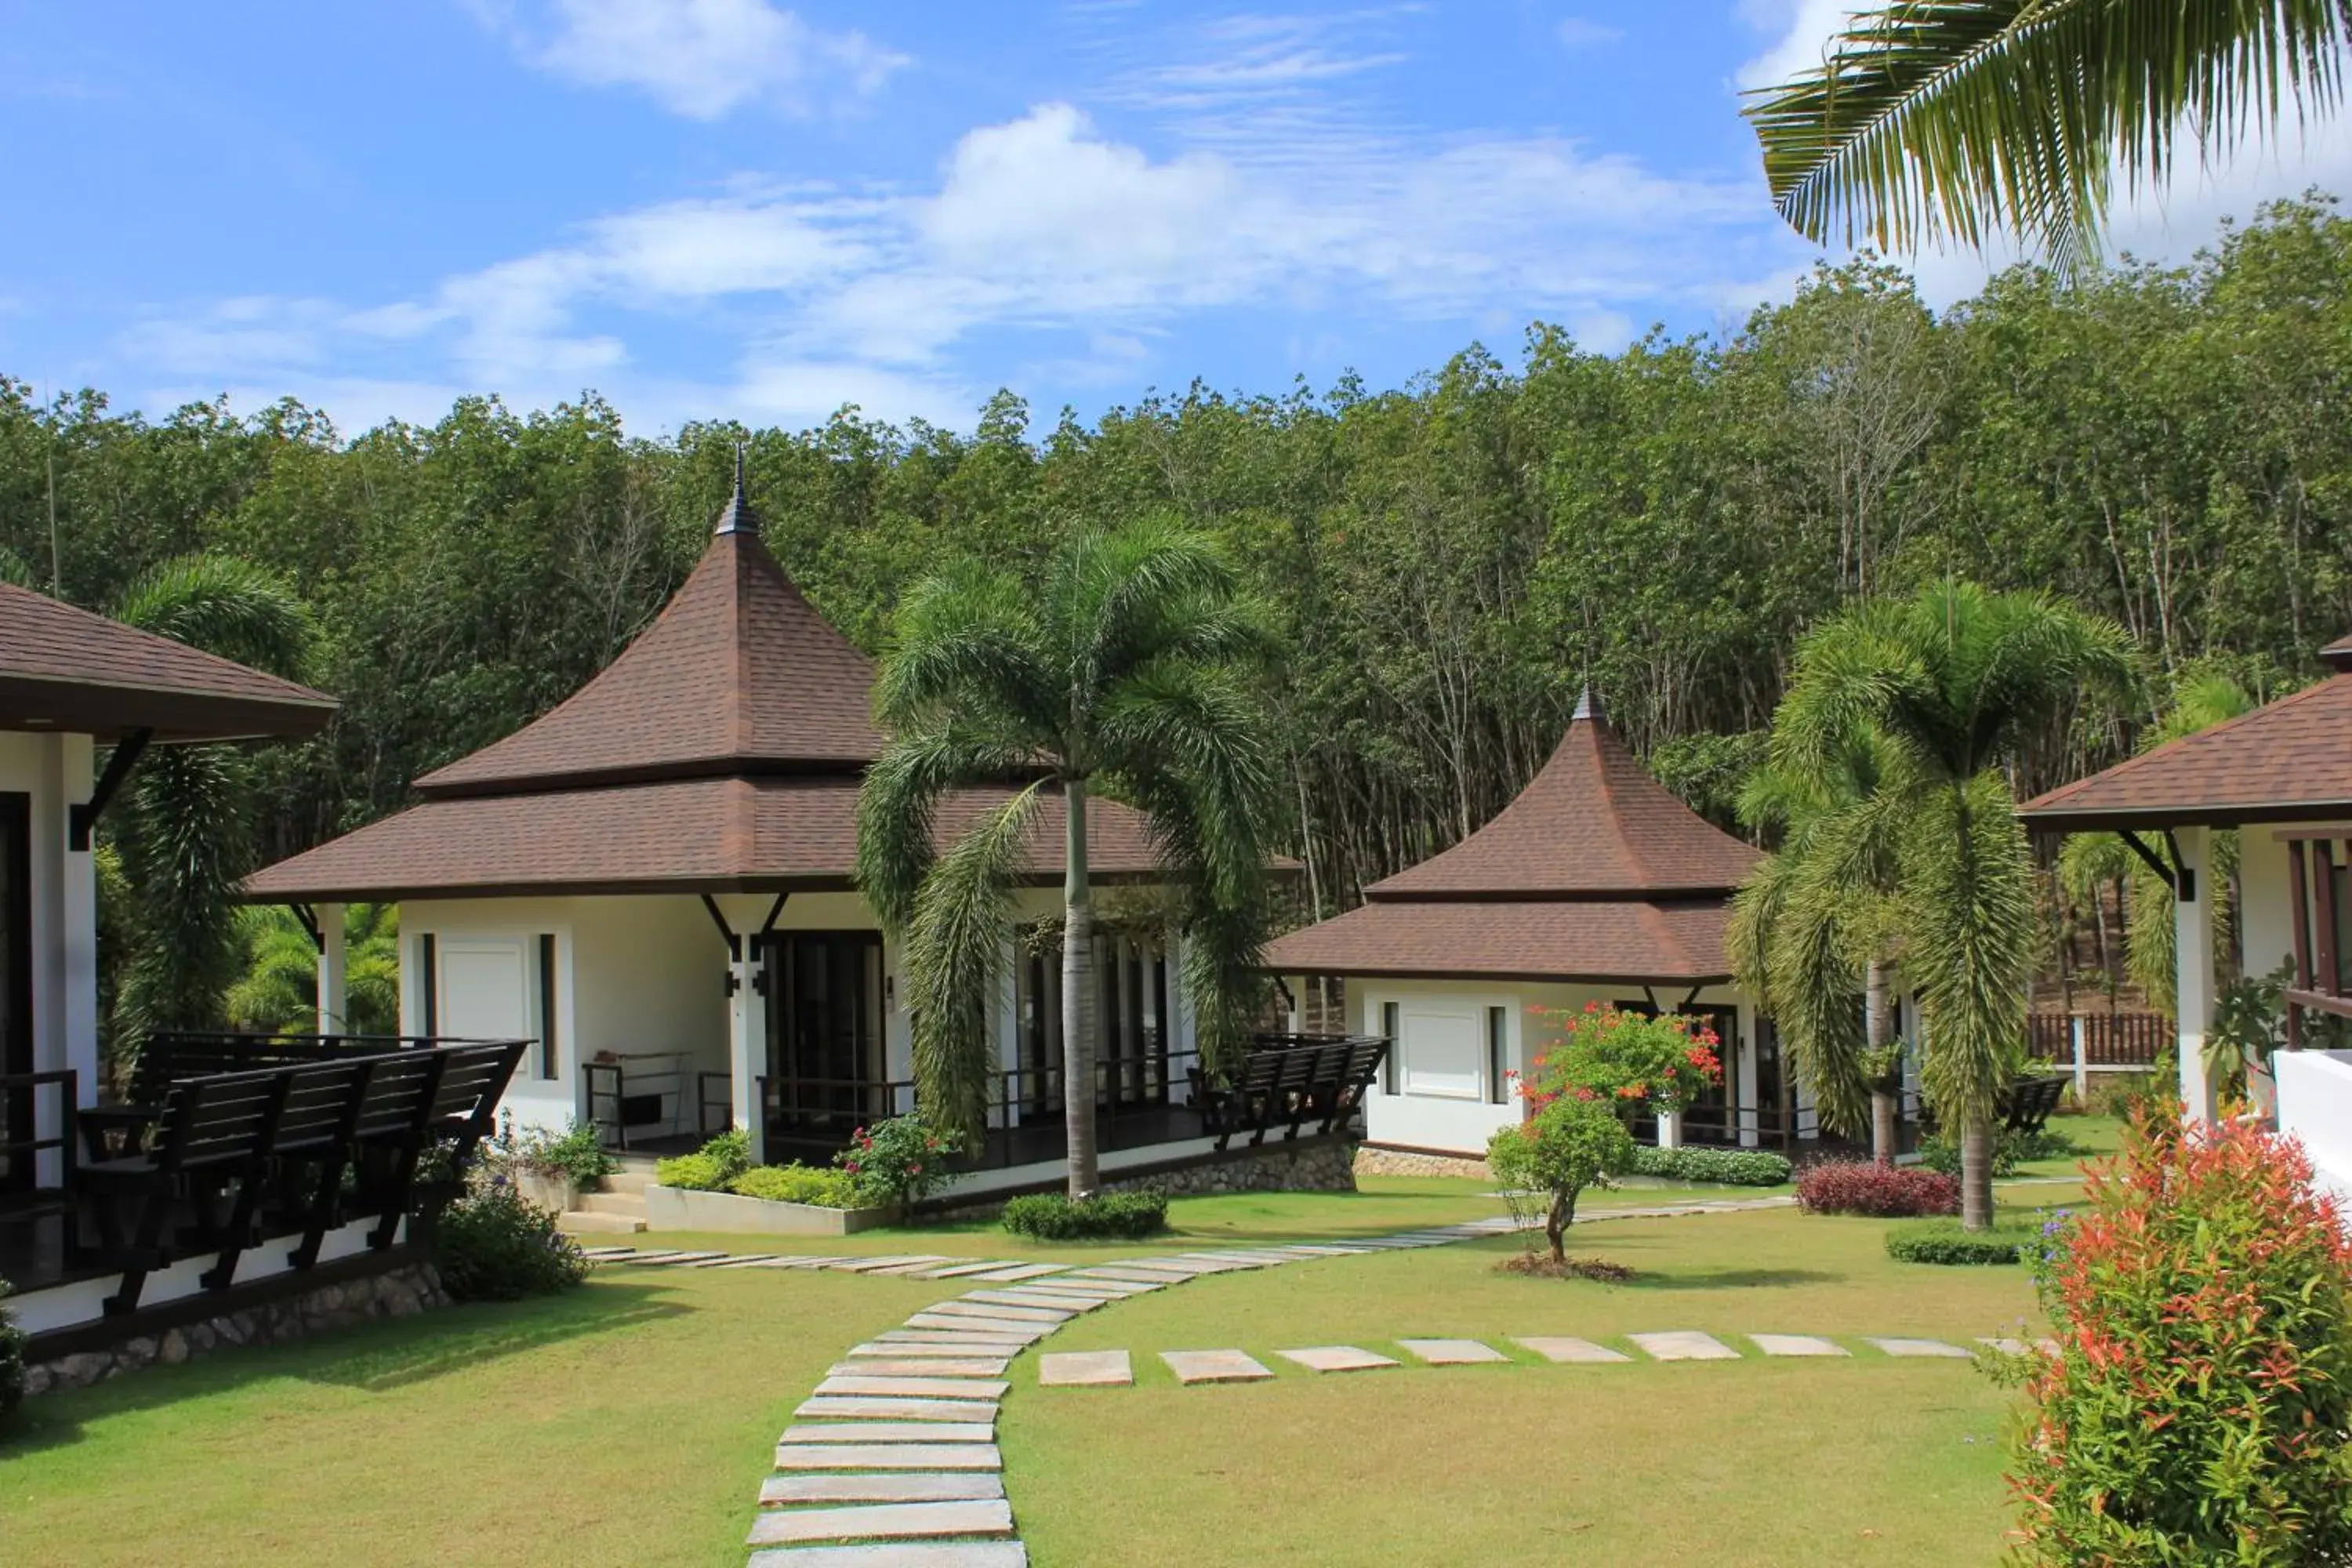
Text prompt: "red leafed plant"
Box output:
[[2007, 1110, 2352, 1563], [1795, 1160, 1959, 1218], [1520, 1002, 1722, 1119]]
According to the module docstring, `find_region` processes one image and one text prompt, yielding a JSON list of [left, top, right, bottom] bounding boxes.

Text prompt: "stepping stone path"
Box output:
[[1866, 1336, 1972, 1359], [1628, 1331, 1742, 1362], [1750, 1334, 1848, 1358], [1398, 1338, 1508, 1366], [1514, 1336, 1631, 1364], [721, 1205, 1982, 1563], [1277, 1345, 1398, 1373], [1036, 1351, 1131, 1388], [1161, 1349, 1274, 1385]]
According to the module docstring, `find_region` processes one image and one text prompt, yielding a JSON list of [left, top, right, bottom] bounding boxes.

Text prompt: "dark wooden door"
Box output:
[[768, 931, 885, 1128], [0, 793, 31, 1192]]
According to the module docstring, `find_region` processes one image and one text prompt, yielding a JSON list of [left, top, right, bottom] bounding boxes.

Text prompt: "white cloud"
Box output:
[[1734, 0, 1855, 92], [484, 0, 908, 118]]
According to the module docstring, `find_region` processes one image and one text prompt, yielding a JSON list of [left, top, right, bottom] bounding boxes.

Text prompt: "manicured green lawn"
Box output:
[[0, 1266, 944, 1568]]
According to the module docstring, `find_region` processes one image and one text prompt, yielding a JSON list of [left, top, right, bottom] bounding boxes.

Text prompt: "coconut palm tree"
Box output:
[[1745, 2, 2349, 271], [857, 518, 1279, 1200], [106, 557, 318, 1044], [1730, 731, 1910, 1163], [1766, 580, 2129, 1228]]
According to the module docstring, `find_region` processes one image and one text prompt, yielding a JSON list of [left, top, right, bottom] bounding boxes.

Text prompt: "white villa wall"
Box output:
[[2239, 830, 2296, 982], [0, 731, 96, 1119], [1350, 978, 1749, 1159], [2278, 1049, 2352, 1214]]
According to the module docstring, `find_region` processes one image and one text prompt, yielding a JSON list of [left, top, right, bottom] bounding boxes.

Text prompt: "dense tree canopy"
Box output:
[[7, 198, 2351, 932]]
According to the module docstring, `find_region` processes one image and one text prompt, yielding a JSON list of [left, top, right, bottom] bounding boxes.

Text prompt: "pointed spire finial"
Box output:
[[714, 441, 760, 537], [1572, 685, 1603, 724]]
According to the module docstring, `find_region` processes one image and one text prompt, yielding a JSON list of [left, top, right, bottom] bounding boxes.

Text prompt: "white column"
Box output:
[[2173, 826, 2219, 1123], [995, 935, 1022, 1128], [2070, 1014, 2089, 1105], [1734, 1002, 1760, 1148], [316, 901, 347, 1037], [1657, 1109, 1683, 1149], [728, 936, 767, 1163]]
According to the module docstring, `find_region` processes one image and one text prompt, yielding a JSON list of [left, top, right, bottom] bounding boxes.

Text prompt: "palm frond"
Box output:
[[114, 554, 318, 681], [856, 726, 1033, 935], [873, 561, 1059, 740], [1904, 769, 2037, 1124], [903, 784, 1045, 1148], [1745, 0, 2348, 269]]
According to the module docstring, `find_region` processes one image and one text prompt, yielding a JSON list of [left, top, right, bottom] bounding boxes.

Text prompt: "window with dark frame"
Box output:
[[536, 933, 557, 1080], [1381, 1000, 1399, 1094], [1487, 1005, 1508, 1105]]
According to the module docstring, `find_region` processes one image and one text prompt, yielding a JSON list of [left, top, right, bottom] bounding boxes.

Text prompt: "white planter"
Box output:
[[644, 1185, 895, 1236], [514, 1170, 578, 1214]]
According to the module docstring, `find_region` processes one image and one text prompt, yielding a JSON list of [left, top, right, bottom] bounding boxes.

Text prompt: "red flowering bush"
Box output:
[[831, 1114, 960, 1210], [2008, 1112, 2352, 1563], [1521, 1002, 1722, 1120], [1796, 1160, 1959, 1218]]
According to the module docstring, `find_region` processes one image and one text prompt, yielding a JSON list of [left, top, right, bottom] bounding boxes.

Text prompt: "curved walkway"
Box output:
[[714, 1200, 1798, 1565]]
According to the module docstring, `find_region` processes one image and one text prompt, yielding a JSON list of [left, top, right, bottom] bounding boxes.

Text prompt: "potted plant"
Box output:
[[488, 1116, 616, 1214]]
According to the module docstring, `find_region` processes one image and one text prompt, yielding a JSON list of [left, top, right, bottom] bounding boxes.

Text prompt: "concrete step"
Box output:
[[559, 1210, 648, 1235], [598, 1170, 653, 1197], [579, 1191, 648, 1218]]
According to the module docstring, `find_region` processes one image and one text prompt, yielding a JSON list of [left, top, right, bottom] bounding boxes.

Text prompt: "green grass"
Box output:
[[0, 1266, 945, 1568]]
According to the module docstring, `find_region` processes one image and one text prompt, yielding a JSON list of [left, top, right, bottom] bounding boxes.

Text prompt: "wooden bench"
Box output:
[[2001, 1073, 2069, 1135], [1197, 1036, 1390, 1150], [78, 1033, 400, 1161]]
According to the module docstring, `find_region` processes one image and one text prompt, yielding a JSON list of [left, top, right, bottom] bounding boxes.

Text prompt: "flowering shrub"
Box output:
[[834, 1115, 960, 1210], [485, 1113, 616, 1185], [1488, 1095, 1636, 1262], [1626, 1146, 1792, 1187], [1520, 1002, 1722, 1120], [2008, 1113, 2352, 1563], [1796, 1161, 1959, 1218]]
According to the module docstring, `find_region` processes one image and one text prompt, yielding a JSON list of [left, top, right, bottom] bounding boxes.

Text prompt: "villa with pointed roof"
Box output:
[[1265, 692, 1804, 1163], [248, 473, 1205, 1191]]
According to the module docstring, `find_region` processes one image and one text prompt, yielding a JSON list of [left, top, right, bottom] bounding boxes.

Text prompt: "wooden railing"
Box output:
[[2027, 1011, 2169, 1066], [2280, 825, 2352, 1040]]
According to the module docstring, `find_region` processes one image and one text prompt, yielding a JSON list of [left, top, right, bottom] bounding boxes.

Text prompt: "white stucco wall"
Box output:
[[0, 731, 96, 1107], [2239, 829, 2297, 984], [2278, 1049, 2352, 1215], [1354, 978, 1750, 1158]]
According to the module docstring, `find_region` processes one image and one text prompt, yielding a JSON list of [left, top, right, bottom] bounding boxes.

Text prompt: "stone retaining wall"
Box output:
[[1104, 1138, 1359, 1197], [20, 1262, 448, 1399], [1355, 1145, 1493, 1181]]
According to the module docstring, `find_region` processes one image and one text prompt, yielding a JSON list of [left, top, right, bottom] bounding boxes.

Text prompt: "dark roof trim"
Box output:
[[0, 673, 336, 743], [416, 751, 874, 800], [1361, 884, 1748, 905], [238, 868, 1181, 906], [2021, 799, 2352, 834], [1268, 963, 1737, 985]]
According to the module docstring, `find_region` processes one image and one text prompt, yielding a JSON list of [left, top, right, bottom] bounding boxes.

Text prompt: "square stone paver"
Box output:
[[760, 1473, 1007, 1507], [1512, 1337, 1632, 1364], [1276, 1345, 1399, 1374], [964, 1289, 1104, 1312], [797, 1397, 1002, 1423], [927, 1301, 1071, 1325], [965, 1263, 1066, 1282], [747, 1543, 1029, 1567], [832, 1359, 1011, 1379], [1038, 1350, 1133, 1388], [772, 1443, 1002, 1472], [1160, 1348, 1272, 1385], [1397, 1338, 1508, 1366], [815, 1376, 1010, 1400], [1866, 1337, 1970, 1359], [1628, 1331, 1741, 1362], [902, 1315, 1052, 1339], [746, 1497, 1015, 1548], [849, 1343, 1020, 1362], [783, 1422, 995, 1445], [1750, 1334, 1849, 1359], [908, 1260, 1025, 1279]]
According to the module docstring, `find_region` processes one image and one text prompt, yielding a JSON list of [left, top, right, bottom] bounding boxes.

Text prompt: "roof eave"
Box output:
[[0, 672, 338, 743], [2020, 799, 2352, 834]]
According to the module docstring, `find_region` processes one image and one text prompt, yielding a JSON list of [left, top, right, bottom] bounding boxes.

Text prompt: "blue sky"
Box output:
[[5, 0, 2348, 437]]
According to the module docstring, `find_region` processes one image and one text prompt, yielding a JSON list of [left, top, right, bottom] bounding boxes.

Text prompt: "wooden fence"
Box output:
[[2028, 1011, 2169, 1069]]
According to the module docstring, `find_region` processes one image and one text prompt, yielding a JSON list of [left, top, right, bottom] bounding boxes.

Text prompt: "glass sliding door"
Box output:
[[0, 793, 30, 1194], [767, 932, 887, 1134]]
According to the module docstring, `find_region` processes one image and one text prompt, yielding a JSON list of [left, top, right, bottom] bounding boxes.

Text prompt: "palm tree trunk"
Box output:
[[1062, 780, 1100, 1200], [1959, 1115, 1994, 1231], [1866, 956, 1896, 1164]]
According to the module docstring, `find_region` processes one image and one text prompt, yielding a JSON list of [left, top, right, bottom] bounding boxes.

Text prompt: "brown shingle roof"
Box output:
[[0, 580, 336, 742], [417, 517, 882, 797], [1264, 896, 1737, 982], [2020, 670, 2352, 830], [1368, 696, 1762, 901], [245, 777, 1167, 902]]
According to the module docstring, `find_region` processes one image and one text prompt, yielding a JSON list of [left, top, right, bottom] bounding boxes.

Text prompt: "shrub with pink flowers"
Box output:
[[2006, 1112, 2352, 1563], [833, 1114, 960, 1210], [1519, 1002, 1723, 1120], [1795, 1160, 1959, 1218]]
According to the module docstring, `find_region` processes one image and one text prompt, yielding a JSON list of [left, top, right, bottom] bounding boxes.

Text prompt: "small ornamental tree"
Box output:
[[1487, 1095, 1636, 1263], [1521, 1002, 1723, 1121], [2008, 1111, 2352, 1563]]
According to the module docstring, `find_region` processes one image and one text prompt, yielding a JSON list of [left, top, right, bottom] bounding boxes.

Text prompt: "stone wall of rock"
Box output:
[[1354, 1145, 1493, 1181], [1103, 1138, 1359, 1198], [20, 1262, 448, 1399]]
